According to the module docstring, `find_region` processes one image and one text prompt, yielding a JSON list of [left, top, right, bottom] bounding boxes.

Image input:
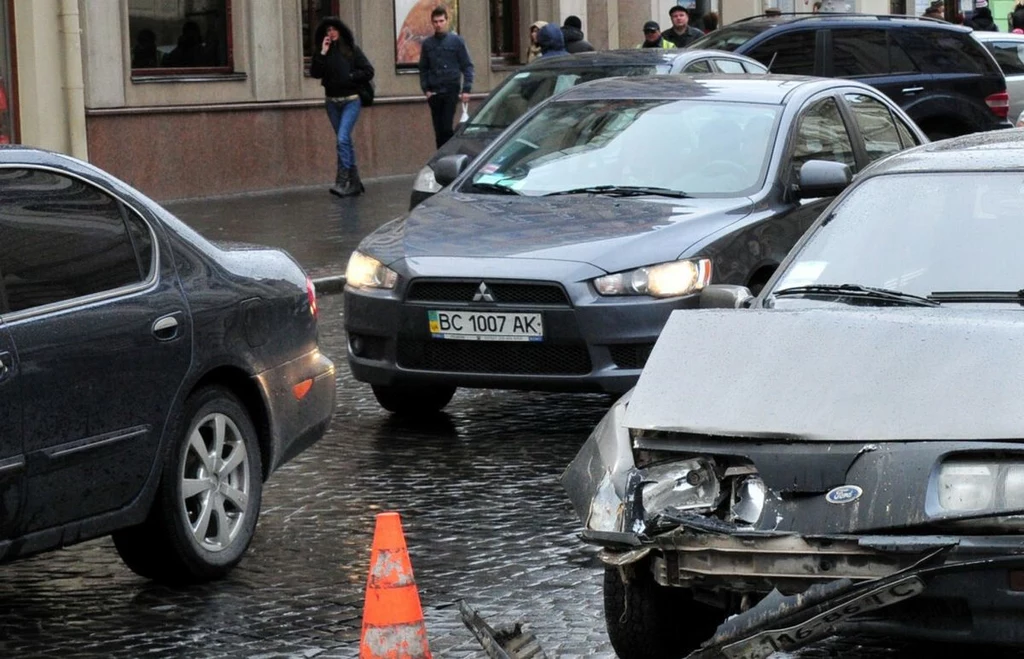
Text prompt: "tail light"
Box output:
[[306, 276, 318, 319], [985, 91, 1010, 119]]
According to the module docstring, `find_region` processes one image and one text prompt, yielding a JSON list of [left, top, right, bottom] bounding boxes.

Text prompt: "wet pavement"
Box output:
[[1, 177, 1023, 657]]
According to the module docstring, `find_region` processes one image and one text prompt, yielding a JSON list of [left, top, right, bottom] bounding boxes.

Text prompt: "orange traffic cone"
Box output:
[[359, 512, 432, 659]]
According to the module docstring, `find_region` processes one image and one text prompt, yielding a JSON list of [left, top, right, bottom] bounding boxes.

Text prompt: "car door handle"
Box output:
[[901, 86, 925, 94], [152, 314, 181, 341]]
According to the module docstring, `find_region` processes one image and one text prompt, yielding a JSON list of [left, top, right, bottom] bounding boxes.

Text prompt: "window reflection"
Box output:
[[129, 0, 231, 71]]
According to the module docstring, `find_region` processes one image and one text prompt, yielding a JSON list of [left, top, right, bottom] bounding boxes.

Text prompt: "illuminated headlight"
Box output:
[[345, 251, 398, 290], [413, 165, 442, 193], [594, 259, 712, 298]]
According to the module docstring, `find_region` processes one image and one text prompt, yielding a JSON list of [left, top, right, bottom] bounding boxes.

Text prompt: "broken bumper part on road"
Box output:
[[560, 393, 1024, 646]]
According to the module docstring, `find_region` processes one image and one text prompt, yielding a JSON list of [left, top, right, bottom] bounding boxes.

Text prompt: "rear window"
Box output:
[[465, 66, 659, 134], [983, 40, 1024, 75], [895, 28, 998, 75]]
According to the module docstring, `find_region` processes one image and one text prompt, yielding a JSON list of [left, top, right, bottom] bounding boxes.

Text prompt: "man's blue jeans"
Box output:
[[326, 98, 361, 170]]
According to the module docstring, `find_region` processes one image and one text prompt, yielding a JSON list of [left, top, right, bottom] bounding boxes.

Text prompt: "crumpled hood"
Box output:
[[358, 192, 751, 273], [626, 307, 1024, 441]]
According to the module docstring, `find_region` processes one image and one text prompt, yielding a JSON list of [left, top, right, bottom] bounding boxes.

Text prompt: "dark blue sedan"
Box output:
[[0, 147, 336, 583]]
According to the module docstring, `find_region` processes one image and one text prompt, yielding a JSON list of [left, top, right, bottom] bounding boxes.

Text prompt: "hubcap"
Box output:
[[179, 412, 251, 552]]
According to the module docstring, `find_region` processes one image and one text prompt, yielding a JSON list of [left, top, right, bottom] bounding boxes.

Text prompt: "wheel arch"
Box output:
[[188, 366, 272, 481]]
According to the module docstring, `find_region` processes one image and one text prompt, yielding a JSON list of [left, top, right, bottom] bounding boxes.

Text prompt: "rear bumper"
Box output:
[[256, 348, 336, 474]]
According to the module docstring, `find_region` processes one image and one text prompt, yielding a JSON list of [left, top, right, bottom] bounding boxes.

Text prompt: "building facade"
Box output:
[[12, 0, 892, 200]]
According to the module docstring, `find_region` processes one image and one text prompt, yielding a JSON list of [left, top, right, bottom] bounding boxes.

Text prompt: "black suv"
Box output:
[[692, 14, 1013, 140]]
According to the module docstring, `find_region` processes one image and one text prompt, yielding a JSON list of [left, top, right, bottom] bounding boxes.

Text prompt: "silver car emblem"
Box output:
[[472, 282, 495, 302]]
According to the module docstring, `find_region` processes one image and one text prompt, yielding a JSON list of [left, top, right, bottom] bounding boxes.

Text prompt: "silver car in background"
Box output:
[[973, 30, 1024, 120]]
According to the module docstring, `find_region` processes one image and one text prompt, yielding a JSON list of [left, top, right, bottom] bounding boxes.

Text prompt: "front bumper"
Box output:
[[256, 348, 336, 474], [344, 259, 700, 394], [562, 398, 1024, 644]]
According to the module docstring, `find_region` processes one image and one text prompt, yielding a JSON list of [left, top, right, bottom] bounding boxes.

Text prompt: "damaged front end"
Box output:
[[561, 393, 1024, 655]]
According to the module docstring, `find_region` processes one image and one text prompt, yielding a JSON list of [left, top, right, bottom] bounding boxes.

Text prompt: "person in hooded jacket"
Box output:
[[561, 16, 595, 53], [310, 17, 374, 197], [527, 21, 547, 62], [966, 0, 998, 30], [537, 23, 569, 58]]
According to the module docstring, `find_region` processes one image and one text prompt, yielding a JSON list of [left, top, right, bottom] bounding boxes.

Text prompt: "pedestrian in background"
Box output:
[[311, 17, 374, 197], [419, 5, 474, 149], [661, 5, 704, 48], [638, 21, 674, 48], [537, 23, 569, 58], [561, 16, 595, 53], [527, 21, 547, 62], [966, 0, 998, 29], [702, 11, 720, 31]]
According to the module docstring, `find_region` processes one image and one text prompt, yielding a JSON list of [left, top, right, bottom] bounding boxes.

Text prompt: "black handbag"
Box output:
[[357, 79, 375, 107]]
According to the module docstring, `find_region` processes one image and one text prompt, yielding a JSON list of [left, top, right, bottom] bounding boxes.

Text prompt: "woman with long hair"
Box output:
[[311, 17, 374, 197]]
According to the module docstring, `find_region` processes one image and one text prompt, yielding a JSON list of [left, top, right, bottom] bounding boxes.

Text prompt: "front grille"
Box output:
[[406, 280, 570, 306], [609, 343, 655, 370], [397, 340, 591, 375]]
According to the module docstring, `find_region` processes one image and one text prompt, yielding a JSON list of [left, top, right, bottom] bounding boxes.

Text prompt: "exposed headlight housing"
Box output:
[[345, 251, 398, 290], [935, 459, 1024, 513], [594, 258, 712, 298], [413, 165, 442, 193]]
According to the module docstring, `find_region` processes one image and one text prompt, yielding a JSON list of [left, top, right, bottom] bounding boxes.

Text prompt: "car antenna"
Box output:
[[766, 51, 778, 73]]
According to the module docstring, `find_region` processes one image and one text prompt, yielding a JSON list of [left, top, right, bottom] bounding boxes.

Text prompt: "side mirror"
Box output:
[[700, 284, 755, 309], [795, 160, 852, 199], [434, 154, 470, 187]]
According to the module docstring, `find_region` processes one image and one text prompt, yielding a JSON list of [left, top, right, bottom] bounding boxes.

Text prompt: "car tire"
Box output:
[[371, 384, 456, 415], [603, 562, 724, 659], [113, 386, 263, 584]]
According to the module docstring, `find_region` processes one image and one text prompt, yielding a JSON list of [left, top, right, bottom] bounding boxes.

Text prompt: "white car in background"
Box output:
[[973, 31, 1024, 121]]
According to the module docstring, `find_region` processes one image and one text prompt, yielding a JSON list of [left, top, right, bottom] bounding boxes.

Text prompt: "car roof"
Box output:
[[519, 48, 761, 70], [550, 73, 868, 105], [867, 129, 1024, 175], [971, 30, 1024, 41], [719, 12, 973, 34]]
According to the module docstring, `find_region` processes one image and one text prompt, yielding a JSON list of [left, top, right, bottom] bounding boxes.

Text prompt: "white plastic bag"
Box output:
[[460, 102, 470, 123]]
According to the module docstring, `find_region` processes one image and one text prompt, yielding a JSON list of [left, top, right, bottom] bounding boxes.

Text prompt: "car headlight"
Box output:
[[593, 258, 712, 298], [345, 251, 398, 290], [935, 459, 1024, 512], [413, 165, 442, 193]]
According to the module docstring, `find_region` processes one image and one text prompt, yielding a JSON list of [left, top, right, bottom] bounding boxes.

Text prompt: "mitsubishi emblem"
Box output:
[[472, 282, 495, 302]]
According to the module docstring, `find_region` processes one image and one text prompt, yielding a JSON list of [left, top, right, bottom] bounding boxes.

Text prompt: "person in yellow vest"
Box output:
[[637, 21, 675, 48]]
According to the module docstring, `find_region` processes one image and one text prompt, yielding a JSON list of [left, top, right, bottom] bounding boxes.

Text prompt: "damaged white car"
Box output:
[[562, 131, 1024, 659]]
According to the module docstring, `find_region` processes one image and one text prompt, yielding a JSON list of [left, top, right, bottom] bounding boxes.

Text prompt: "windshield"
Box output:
[[465, 66, 663, 134], [768, 172, 1024, 307], [689, 25, 766, 52], [467, 98, 780, 197]]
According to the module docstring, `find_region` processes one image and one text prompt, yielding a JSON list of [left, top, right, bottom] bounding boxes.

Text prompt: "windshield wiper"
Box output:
[[771, 284, 940, 307], [930, 290, 1024, 304], [544, 185, 691, 199], [471, 181, 522, 195]]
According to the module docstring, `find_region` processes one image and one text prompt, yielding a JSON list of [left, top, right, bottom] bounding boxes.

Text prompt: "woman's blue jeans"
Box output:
[[326, 98, 361, 170]]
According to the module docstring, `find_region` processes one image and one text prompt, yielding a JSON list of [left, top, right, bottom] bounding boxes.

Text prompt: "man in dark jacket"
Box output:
[[418, 6, 474, 149], [561, 16, 595, 53], [661, 5, 704, 48], [537, 22, 569, 58], [966, 0, 998, 30]]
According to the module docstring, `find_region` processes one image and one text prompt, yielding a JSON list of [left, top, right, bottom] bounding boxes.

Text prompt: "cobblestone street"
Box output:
[[0, 177, 1022, 658]]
